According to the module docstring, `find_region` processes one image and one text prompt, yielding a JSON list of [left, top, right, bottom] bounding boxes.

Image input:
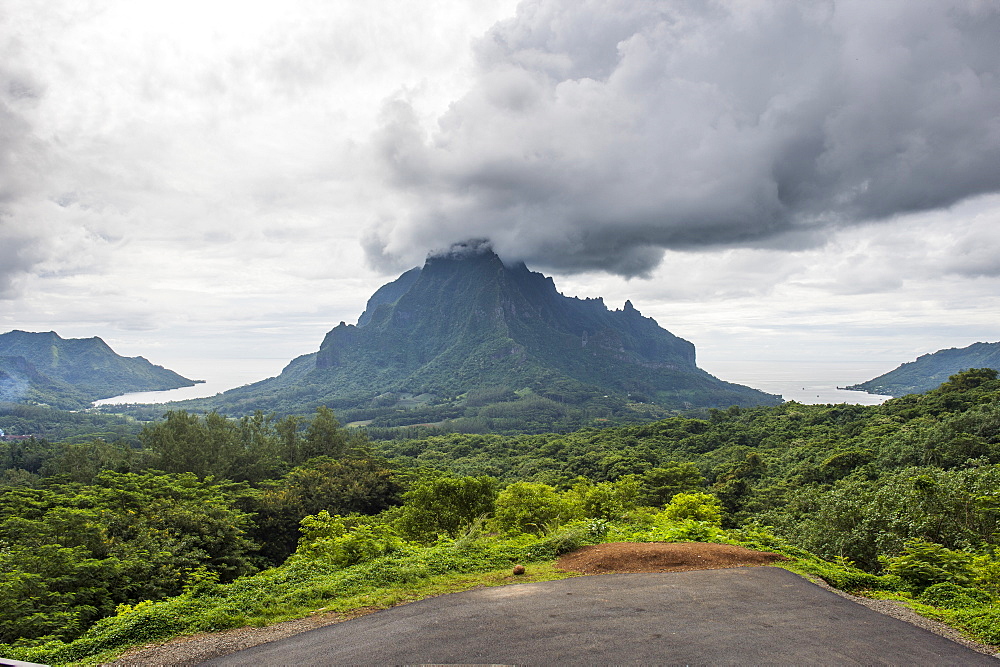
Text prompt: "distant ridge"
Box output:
[[189, 241, 779, 425], [0, 330, 199, 409], [846, 341, 1000, 396]]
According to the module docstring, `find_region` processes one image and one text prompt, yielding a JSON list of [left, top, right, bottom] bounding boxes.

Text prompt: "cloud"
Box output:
[[0, 59, 46, 298], [367, 0, 1000, 277], [936, 199, 1000, 278]]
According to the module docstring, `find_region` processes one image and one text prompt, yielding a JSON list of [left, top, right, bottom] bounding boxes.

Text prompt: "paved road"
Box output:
[[203, 567, 998, 665]]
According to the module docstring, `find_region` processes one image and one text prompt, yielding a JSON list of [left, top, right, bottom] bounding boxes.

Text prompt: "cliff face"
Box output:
[[316, 246, 697, 389], [212, 242, 778, 416]]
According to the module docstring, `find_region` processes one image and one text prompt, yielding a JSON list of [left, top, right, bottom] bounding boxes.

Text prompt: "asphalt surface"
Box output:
[[203, 567, 998, 665]]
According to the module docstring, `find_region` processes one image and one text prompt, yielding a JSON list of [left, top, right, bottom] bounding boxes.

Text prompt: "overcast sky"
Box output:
[[2, 0, 999, 390]]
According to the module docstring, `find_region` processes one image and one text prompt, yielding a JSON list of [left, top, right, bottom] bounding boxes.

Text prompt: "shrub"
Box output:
[[396, 475, 499, 541], [492, 482, 571, 535], [524, 523, 592, 559], [972, 553, 1000, 597], [882, 540, 975, 591], [661, 492, 723, 527], [657, 518, 726, 543], [606, 512, 726, 544], [293, 511, 408, 568], [919, 582, 992, 609], [563, 476, 641, 521]]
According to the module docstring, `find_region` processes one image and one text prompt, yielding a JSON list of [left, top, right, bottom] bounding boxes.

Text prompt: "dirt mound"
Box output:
[[556, 541, 788, 575]]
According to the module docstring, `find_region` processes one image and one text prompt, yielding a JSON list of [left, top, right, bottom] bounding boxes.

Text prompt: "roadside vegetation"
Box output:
[[9, 490, 982, 666], [2, 369, 999, 663]]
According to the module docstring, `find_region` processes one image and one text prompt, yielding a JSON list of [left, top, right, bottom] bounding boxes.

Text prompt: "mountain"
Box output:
[[0, 330, 199, 409], [846, 341, 1000, 396], [195, 242, 779, 426]]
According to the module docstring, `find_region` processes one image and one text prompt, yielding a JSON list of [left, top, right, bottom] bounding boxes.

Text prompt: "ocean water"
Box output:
[[701, 359, 893, 405], [94, 358, 894, 406], [93, 358, 288, 406]]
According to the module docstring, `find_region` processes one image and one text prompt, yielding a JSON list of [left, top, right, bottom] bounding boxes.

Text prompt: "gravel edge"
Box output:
[[802, 572, 1000, 659], [107, 606, 384, 666]]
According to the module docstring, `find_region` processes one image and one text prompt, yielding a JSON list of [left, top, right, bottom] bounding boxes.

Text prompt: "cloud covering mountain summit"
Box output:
[[367, 0, 1000, 277]]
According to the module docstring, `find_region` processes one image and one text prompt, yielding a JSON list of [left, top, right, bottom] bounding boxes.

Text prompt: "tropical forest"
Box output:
[[2, 367, 1000, 663]]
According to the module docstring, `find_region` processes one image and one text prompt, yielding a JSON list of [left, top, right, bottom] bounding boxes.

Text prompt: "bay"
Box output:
[[701, 359, 893, 405], [95, 357, 895, 407], [93, 358, 289, 406]]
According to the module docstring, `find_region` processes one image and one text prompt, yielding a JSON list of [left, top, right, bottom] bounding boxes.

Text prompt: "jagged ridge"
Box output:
[[204, 243, 778, 419]]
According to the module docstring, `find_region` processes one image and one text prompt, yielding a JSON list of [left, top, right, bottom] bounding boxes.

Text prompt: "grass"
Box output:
[[73, 563, 577, 666], [4, 536, 579, 666]]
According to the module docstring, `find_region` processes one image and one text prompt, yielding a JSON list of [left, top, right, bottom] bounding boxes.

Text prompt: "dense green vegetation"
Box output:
[[174, 387, 655, 436], [848, 340, 1000, 396], [4, 488, 1000, 665], [2, 368, 999, 663], [0, 472, 257, 644], [374, 368, 1000, 567], [0, 330, 198, 409], [1, 402, 142, 443]]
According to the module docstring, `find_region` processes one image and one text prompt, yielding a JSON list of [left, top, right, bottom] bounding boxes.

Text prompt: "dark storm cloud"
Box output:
[[369, 0, 1000, 277]]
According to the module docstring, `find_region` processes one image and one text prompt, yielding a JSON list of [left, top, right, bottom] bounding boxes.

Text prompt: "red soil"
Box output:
[[556, 541, 788, 575]]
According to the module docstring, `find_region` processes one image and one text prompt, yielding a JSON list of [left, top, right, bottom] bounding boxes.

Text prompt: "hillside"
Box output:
[[185, 242, 779, 424], [0, 330, 199, 409], [847, 341, 1000, 396]]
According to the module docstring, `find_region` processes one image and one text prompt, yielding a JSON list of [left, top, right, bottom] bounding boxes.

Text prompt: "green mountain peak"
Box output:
[[0, 330, 199, 408], [200, 242, 779, 422]]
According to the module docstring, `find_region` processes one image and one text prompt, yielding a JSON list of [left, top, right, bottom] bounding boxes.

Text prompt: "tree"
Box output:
[[252, 457, 402, 564], [396, 475, 499, 541], [38, 439, 146, 483], [0, 472, 256, 644], [276, 415, 303, 465], [638, 462, 706, 507], [303, 407, 350, 460], [492, 481, 569, 535], [138, 409, 363, 482], [140, 410, 212, 476], [232, 412, 283, 481]]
